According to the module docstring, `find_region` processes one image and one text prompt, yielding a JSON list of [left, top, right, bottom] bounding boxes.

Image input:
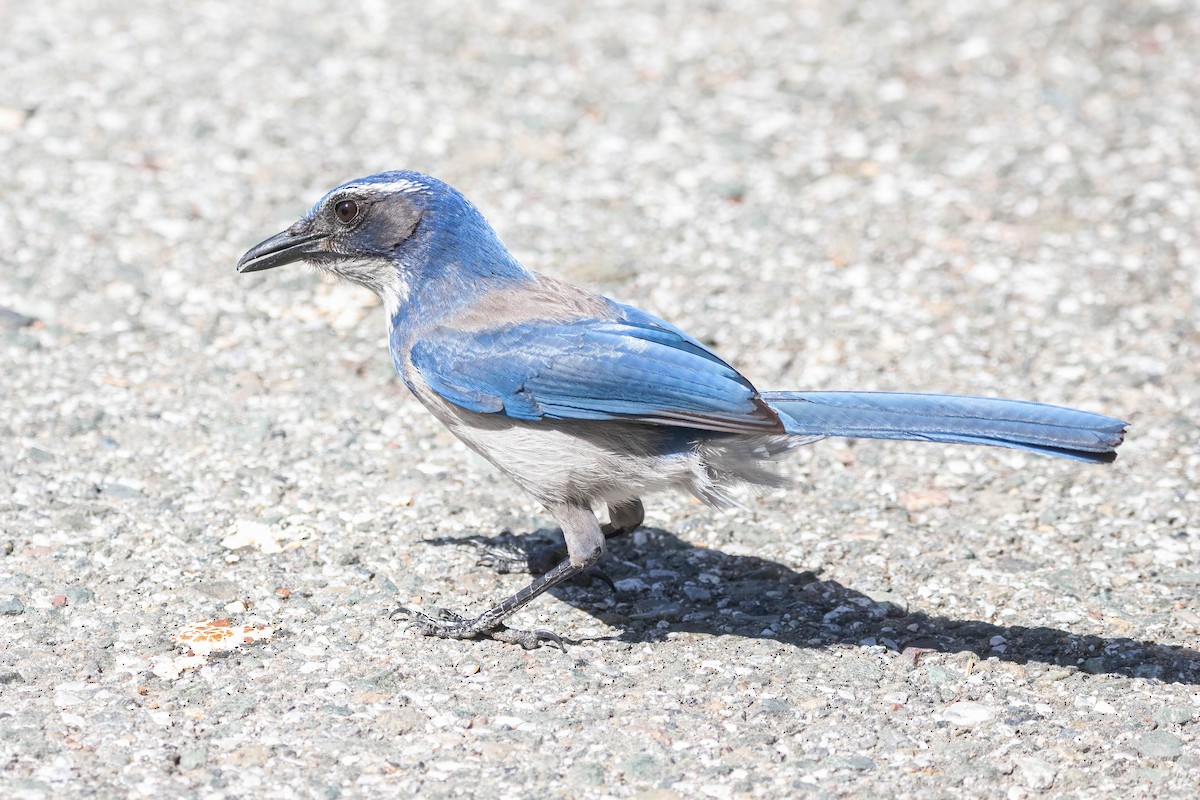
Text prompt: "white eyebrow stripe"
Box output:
[[345, 179, 429, 195]]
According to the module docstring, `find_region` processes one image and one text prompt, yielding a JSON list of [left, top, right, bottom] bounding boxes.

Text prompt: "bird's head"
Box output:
[[237, 171, 523, 316]]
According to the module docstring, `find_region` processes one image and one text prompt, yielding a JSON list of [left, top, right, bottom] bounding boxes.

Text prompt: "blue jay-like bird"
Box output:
[[238, 170, 1127, 648]]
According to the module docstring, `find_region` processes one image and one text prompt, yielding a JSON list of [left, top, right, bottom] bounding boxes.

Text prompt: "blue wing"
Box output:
[[410, 307, 782, 434]]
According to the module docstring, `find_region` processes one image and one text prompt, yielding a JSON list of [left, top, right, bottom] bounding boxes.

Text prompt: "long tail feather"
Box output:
[[762, 391, 1127, 463]]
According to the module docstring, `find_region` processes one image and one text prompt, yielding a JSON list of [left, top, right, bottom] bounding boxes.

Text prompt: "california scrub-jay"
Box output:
[[238, 171, 1126, 648]]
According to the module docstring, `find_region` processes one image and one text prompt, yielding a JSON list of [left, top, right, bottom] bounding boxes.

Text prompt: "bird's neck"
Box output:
[[387, 206, 532, 341]]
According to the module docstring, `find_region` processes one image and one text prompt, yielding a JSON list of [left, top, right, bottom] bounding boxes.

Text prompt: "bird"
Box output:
[[237, 170, 1127, 648]]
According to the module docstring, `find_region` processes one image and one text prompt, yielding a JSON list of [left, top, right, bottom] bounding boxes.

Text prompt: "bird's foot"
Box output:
[[467, 530, 565, 575], [390, 606, 564, 650]]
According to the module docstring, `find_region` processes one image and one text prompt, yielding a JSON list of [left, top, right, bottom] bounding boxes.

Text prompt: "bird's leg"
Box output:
[[395, 503, 612, 648], [582, 498, 646, 593], [605, 498, 645, 541], [474, 498, 645, 575]]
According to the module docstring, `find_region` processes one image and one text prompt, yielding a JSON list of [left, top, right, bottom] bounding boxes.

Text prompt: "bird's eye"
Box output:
[[334, 199, 359, 224]]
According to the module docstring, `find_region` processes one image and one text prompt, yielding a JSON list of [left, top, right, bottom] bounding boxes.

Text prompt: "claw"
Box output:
[[390, 606, 444, 636], [584, 569, 618, 595], [389, 606, 419, 623]]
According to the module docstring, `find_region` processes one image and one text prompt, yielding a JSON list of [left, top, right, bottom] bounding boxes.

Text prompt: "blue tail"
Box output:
[[762, 391, 1127, 463]]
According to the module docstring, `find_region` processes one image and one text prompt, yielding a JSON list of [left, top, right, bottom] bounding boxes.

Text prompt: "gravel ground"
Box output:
[[2, 1, 1198, 797]]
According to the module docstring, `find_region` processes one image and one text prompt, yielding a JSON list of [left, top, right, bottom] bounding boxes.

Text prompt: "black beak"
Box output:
[[237, 227, 326, 273]]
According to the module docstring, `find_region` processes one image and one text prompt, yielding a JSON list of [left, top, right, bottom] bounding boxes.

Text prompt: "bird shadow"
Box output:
[[424, 526, 1200, 684]]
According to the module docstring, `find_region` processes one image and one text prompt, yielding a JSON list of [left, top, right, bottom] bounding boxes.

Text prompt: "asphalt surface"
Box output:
[[2, 1, 1198, 797]]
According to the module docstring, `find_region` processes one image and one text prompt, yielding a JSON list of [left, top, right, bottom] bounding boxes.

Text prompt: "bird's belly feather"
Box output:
[[406, 370, 695, 507]]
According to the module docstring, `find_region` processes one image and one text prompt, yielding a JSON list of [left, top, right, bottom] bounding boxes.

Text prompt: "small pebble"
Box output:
[[63, 586, 95, 605], [941, 701, 994, 728], [1017, 757, 1057, 790], [1134, 731, 1184, 759], [1153, 706, 1195, 726], [0, 597, 24, 616]]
